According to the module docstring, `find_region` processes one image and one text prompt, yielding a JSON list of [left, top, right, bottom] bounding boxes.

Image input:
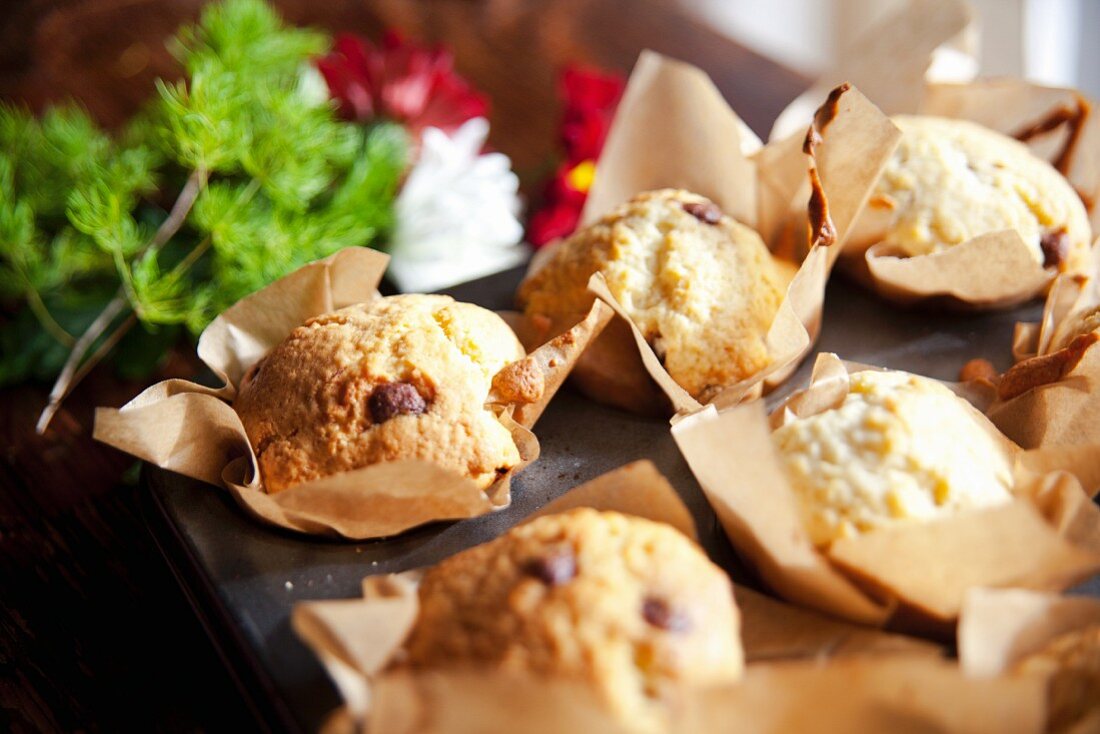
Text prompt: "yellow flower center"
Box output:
[[566, 159, 596, 193]]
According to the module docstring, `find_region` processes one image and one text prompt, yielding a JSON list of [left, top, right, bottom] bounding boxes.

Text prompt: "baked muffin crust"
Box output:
[[519, 189, 786, 403], [234, 294, 524, 493], [773, 369, 1014, 546], [406, 508, 742, 730], [872, 115, 1091, 273]]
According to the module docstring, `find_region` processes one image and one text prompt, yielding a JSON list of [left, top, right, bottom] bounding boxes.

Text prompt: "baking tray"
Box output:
[[143, 265, 1100, 732]]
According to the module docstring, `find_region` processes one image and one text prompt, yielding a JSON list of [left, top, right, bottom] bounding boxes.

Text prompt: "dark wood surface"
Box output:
[[0, 2, 807, 730]]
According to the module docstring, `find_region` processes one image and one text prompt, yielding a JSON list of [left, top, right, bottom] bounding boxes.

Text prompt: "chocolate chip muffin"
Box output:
[[518, 189, 787, 408], [234, 294, 525, 494], [865, 115, 1091, 273], [1013, 625, 1100, 733], [405, 508, 743, 731]]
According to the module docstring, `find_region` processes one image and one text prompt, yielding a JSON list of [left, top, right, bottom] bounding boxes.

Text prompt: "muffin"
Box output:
[[863, 115, 1091, 274], [234, 294, 525, 494], [772, 369, 1014, 547], [1014, 625, 1100, 733], [405, 508, 743, 731], [518, 189, 788, 408]]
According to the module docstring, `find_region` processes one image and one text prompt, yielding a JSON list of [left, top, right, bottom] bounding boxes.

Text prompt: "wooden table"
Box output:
[[0, 1, 807, 729]]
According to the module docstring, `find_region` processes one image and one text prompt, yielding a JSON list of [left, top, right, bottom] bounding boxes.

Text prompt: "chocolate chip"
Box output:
[[1041, 229, 1070, 269], [681, 200, 722, 225], [642, 597, 691, 632], [522, 550, 576, 586], [368, 382, 427, 423]]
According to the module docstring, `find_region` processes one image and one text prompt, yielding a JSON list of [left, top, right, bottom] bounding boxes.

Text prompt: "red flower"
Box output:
[[316, 32, 488, 137], [560, 66, 625, 163], [527, 65, 625, 248], [528, 162, 591, 247]]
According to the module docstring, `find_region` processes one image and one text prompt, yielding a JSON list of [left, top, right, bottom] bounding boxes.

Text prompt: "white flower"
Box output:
[[295, 63, 331, 108], [388, 117, 527, 292]]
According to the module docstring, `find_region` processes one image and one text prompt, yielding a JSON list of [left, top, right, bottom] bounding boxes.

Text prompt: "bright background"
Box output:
[[690, 0, 1100, 97]]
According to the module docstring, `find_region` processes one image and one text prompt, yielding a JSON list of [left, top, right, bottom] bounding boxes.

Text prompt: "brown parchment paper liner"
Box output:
[[93, 247, 613, 539], [959, 587, 1100, 677], [981, 242, 1100, 450], [361, 656, 1046, 734], [521, 51, 900, 416], [672, 352, 1100, 632], [959, 588, 1100, 734], [295, 461, 966, 733], [771, 0, 1100, 309], [681, 655, 1046, 734]]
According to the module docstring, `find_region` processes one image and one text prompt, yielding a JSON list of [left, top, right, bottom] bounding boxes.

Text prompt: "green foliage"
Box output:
[[175, 0, 326, 78], [0, 0, 406, 387], [189, 122, 405, 324], [0, 288, 117, 384]]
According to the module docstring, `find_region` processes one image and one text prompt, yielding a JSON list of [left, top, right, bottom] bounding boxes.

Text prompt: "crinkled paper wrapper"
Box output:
[[772, 0, 1100, 309], [293, 460, 1048, 734], [92, 247, 612, 539], [959, 588, 1100, 733], [984, 247, 1100, 450], [521, 50, 901, 417], [959, 587, 1100, 676], [672, 352, 1100, 633]]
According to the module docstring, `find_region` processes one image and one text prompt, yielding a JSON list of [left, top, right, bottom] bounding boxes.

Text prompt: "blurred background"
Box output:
[[1, 2, 1096, 731], [695, 0, 1099, 96], [4, 0, 1097, 178]]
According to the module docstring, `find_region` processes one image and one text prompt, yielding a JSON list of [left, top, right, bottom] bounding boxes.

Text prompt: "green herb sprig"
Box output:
[[0, 0, 407, 430]]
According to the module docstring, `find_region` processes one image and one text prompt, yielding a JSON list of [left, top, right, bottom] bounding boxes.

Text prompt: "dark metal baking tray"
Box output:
[[143, 265, 1100, 733]]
